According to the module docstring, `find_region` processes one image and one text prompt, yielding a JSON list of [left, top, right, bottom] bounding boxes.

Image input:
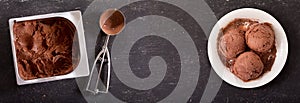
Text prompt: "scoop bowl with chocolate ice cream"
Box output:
[[208, 8, 288, 88], [216, 18, 277, 82]]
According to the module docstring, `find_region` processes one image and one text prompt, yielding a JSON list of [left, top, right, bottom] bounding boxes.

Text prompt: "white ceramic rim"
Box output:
[[208, 8, 288, 88]]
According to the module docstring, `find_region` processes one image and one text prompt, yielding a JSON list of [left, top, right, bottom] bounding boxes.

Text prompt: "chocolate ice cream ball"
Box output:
[[233, 51, 264, 81], [219, 29, 246, 59], [246, 23, 275, 52]]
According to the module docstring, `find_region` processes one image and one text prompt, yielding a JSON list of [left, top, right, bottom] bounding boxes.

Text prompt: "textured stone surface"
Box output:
[[0, 0, 299, 103]]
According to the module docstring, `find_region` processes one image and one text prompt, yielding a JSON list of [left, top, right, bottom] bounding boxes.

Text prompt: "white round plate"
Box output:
[[208, 8, 288, 88]]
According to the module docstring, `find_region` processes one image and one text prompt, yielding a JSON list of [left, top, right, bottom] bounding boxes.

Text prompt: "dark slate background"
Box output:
[[0, 0, 299, 102]]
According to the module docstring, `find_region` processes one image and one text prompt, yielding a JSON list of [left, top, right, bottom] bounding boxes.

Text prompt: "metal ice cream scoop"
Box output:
[[86, 8, 125, 94]]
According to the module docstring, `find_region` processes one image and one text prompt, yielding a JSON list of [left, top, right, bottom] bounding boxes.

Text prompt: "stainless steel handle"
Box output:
[[86, 36, 111, 94]]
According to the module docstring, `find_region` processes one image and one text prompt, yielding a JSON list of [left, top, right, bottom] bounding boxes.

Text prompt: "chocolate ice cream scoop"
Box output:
[[87, 8, 126, 94], [246, 23, 275, 52], [233, 51, 264, 81], [219, 29, 246, 59]]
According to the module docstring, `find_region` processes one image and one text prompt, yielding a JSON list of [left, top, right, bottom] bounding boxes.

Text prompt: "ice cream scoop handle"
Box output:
[[86, 36, 111, 94]]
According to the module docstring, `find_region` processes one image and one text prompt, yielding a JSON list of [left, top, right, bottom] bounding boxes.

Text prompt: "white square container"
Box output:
[[9, 11, 90, 85]]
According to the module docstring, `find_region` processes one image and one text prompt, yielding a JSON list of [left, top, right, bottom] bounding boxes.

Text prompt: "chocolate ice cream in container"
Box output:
[[9, 11, 90, 85]]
